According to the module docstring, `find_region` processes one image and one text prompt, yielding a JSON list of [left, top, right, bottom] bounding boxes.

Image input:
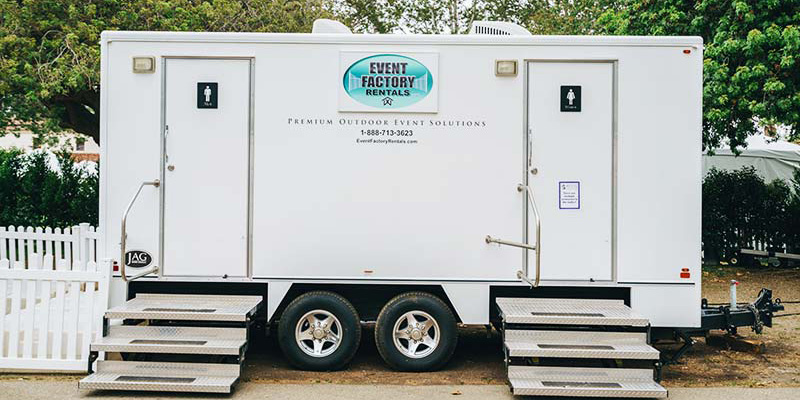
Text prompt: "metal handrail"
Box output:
[[484, 183, 542, 288], [120, 179, 160, 282], [518, 183, 542, 288], [485, 235, 536, 251]]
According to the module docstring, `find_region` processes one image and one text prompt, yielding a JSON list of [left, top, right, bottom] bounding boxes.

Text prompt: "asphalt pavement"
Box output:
[[0, 381, 798, 400]]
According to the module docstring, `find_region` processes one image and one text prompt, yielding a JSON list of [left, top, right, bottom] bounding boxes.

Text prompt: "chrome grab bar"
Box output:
[[518, 183, 542, 288], [485, 235, 536, 251], [484, 183, 542, 288], [120, 179, 160, 282]]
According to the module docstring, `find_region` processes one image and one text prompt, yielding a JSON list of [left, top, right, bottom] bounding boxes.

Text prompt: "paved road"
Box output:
[[0, 382, 797, 400]]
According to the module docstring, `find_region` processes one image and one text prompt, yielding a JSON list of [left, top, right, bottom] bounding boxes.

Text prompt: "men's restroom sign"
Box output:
[[560, 85, 581, 112], [197, 82, 218, 109], [558, 181, 581, 210]]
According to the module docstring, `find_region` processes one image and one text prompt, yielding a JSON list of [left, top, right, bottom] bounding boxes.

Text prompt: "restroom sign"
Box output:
[[197, 82, 218, 109], [560, 85, 581, 112]]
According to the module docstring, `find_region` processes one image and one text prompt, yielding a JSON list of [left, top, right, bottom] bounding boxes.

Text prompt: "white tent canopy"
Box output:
[[703, 135, 800, 183]]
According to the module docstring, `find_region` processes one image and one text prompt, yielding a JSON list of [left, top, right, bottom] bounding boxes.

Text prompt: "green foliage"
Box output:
[[0, 149, 98, 227], [786, 169, 800, 251], [702, 166, 799, 262], [600, 0, 800, 151], [337, 0, 620, 35], [0, 0, 332, 144]]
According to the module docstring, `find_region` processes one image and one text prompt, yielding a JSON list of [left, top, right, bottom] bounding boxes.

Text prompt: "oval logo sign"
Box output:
[[125, 250, 152, 268], [343, 54, 433, 109]]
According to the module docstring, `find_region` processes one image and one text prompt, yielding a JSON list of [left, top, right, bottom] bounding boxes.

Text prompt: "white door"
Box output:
[[162, 58, 251, 278], [527, 61, 614, 281]]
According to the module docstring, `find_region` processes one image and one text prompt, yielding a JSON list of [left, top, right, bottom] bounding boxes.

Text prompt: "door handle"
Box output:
[[167, 165, 175, 171]]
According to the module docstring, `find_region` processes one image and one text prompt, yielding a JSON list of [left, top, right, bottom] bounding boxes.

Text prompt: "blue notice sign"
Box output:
[[558, 181, 580, 209]]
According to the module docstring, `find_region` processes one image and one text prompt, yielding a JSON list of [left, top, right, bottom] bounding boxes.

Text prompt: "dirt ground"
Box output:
[[3, 267, 799, 387], [659, 266, 800, 387]]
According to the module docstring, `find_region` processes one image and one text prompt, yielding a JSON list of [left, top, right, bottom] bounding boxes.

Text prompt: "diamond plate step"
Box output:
[[91, 326, 247, 355], [105, 294, 262, 322], [508, 366, 667, 398], [79, 360, 239, 393], [505, 330, 660, 359], [496, 298, 649, 327]]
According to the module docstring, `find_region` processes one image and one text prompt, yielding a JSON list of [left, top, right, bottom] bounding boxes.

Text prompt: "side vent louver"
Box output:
[[469, 21, 532, 36]]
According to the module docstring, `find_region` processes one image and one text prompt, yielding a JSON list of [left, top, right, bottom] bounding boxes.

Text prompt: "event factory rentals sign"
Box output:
[[340, 53, 439, 112]]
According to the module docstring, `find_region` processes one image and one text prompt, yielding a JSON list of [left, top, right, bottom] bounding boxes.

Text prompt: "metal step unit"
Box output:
[[79, 294, 263, 394], [497, 297, 667, 398]]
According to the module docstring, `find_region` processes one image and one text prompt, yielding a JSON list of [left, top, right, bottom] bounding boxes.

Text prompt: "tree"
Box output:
[[598, 0, 800, 151], [336, 0, 619, 34], [0, 0, 332, 145]]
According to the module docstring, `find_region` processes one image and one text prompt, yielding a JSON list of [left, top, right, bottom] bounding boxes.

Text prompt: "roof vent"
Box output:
[[312, 19, 352, 34], [469, 21, 531, 36]]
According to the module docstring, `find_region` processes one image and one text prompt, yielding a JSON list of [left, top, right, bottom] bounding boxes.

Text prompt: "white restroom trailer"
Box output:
[[87, 21, 702, 396]]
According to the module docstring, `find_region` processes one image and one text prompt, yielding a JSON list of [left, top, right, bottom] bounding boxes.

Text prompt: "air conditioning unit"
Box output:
[[469, 21, 531, 36], [312, 19, 352, 34]]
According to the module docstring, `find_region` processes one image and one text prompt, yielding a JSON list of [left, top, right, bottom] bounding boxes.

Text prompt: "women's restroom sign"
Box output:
[[559, 181, 580, 209], [197, 82, 218, 109], [560, 85, 581, 112]]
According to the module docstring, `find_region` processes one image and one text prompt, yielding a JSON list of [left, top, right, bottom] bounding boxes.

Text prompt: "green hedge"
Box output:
[[0, 148, 98, 227], [702, 166, 800, 263]]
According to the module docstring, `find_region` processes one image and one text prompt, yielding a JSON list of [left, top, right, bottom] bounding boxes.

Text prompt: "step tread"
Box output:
[[506, 342, 660, 359], [497, 298, 649, 327], [510, 378, 667, 398], [90, 326, 247, 355], [504, 330, 659, 359], [105, 294, 262, 322], [508, 366, 667, 398], [79, 361, 240, 393]]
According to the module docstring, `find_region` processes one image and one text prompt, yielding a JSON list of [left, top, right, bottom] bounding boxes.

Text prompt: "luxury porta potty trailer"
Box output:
[[80, 19, 705, 397]]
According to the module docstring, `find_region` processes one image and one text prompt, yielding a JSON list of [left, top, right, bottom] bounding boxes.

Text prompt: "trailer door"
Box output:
[[527, 61, 614, 282], [161, 58, 251, 278]]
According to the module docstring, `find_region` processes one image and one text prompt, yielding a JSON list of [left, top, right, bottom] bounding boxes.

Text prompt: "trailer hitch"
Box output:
[[662, 288, 784, 366], [699, 288, 785, 335]]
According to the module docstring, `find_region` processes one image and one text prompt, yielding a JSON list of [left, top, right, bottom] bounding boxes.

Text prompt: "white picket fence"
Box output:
[[0, 223, 99, 270], [0, 224, 109, 372]]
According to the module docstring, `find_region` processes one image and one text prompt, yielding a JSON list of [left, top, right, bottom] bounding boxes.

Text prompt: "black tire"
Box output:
[[277, 291, 361, 371], [375, 292, 458, 372]]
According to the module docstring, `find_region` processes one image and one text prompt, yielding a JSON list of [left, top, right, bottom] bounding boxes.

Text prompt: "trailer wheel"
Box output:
[[375, 292, 458, 372], [277, 291, 361, 371]]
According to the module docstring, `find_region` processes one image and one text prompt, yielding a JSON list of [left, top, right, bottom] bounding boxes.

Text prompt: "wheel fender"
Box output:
[[441, 283, 489, 324]]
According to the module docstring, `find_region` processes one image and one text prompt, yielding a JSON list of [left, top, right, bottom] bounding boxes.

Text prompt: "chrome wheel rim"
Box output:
[[392, 310, 439, 358], [295, 309, 342, 358]]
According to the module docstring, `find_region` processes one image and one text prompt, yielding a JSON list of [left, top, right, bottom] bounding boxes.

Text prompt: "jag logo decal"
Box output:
[[125, 250, 152, 268], [343, 54, 434, 109]]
